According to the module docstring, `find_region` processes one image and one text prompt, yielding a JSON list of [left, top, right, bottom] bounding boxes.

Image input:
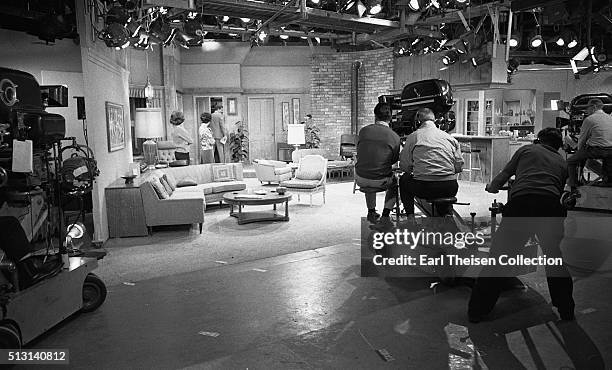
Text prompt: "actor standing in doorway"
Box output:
[[170, 111, 193, 164], [199, 112, 215, 164], [210, 105, 227, 163]]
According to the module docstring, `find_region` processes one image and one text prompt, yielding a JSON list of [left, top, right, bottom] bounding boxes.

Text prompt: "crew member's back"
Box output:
[[355, 124, 400, 180]]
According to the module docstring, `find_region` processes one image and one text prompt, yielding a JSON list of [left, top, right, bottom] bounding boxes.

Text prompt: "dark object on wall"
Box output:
[[305, 121, 320, 149], [40, 85, 68, 107], [382, 79, 455, 137], [351, 61, 361, 134], [75, 96, 86, 119]]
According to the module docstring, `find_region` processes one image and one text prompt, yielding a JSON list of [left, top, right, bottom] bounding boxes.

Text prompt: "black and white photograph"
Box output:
[[0, 0, 611, 369]]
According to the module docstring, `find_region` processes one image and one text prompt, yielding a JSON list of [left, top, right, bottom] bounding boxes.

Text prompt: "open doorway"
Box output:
[[194, 96, 227, 162]]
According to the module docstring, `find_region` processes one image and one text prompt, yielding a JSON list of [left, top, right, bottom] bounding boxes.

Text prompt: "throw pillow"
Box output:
[[160, 175, 174, 196], [295, 169, 322, 180], [176, 177, 197, 187], [212, 164, 235, 182], [150, 177, 170, 199], [165, 173, 177, 191]]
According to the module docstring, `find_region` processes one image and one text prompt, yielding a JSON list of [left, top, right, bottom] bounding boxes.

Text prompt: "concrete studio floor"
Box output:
[[28, 180, 612, 369]]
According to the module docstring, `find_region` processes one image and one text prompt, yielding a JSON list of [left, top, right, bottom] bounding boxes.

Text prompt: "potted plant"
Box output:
[[229, 121, 249, 162], [304, 120, 320, 149]]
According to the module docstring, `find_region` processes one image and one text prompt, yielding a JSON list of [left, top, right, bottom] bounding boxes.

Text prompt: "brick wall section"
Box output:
[[311, 49, 394, 157]]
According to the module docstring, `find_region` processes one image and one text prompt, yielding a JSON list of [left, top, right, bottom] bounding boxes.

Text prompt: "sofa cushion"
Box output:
[[171, 191, 205, 201], [274, 167, 292, 175], [209, 181, 246, 193], [160, 175, 174, 196], [177, 177, 197, 187], [212, 164, 236, 182], [295, 169, 322, 180], [281, 179, 320, 189], [150, 177, 170, 199], [164, 173, 177, 190], [174, 183, 213, 195]]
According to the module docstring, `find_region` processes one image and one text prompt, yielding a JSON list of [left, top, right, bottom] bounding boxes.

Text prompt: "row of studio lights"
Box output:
[[98, 5, 325, 50], [508, 29, 579, 50]]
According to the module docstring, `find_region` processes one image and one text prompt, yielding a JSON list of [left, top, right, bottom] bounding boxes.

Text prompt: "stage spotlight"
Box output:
[[567, 37, 578, 49], [240, 18, 251, 23], [509, 34, 520, 48], [311, 0, 321, 4], [125, 18, 141, 37], [529, 34, 543, 48], [441, 50, 459, 65], [280, 34, 289, 40], [554, 36, 565, 47], [572, 46, 590, 61], [315, 36, 321, 44], [149, 17, 177, 45], [471, 56, 489, 68], [411, 38, 421, 46], [106, 6, 129, 25], [357, 0, 367, 16], [369, 0, 383, 15], [408, 0, 421, 11], [455, 0, 468, 3], [507, 58, 520, 74], [101, 23, 130, 49]]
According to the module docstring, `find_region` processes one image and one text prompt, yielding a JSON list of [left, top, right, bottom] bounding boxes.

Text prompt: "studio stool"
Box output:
[[461, 143, 483, 182], [424, 197, 458, 217], [358, 185, 401, 222]]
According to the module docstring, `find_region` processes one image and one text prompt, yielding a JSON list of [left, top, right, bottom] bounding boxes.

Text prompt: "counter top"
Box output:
[[451, 135, 511, 140]]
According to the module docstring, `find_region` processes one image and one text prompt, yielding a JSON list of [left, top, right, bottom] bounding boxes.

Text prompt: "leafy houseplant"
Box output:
[[229, 121, 249, 162], [304, 121, 320, 149]]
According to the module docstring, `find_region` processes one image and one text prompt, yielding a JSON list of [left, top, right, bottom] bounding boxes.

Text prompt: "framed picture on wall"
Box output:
[[227, 97, 237, 115], [282, 102, 290, 131], [292, 98, 300, 125], [105, 102, 125, 152]]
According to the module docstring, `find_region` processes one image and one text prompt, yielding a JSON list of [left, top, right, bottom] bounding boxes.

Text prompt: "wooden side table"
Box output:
[[105, 177, 148, 237]]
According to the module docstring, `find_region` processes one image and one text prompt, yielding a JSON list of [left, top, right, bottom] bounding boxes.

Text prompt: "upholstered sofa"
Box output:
[[139, 163, 247, 233], [253, 159, 293, 184]]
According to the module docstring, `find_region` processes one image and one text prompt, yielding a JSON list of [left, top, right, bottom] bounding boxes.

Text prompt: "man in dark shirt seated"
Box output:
[[399, 108, 463, 217], [468, 128, 575, 322], [355, 102, 401, 227]]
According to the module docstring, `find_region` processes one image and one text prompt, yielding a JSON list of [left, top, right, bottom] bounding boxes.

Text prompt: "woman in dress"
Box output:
[[170, 111, 193, 164], [199, 112, 215, 164]]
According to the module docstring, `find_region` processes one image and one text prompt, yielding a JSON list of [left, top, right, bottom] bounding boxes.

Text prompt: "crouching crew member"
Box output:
[[468, 128, 575, 322]]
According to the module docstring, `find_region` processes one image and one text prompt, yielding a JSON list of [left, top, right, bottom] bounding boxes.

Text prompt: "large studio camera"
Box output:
[[380, 79, 456, 137], [556, 93, 612, 153], [0, 67, 66, 190]]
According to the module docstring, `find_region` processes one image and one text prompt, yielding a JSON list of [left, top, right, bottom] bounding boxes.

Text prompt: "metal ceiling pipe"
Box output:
[[351, 60, 362, 135]]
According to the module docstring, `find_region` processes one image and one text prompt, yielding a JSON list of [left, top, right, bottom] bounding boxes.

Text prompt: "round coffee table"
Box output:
[[223, 191, 292, 225]]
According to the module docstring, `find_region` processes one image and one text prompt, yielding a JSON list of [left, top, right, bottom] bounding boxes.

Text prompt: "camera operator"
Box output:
[[567, 98, 612, 191], [398, 107, 463, 218], [355, 102, 401, 228], [468, 128, 574, 322]]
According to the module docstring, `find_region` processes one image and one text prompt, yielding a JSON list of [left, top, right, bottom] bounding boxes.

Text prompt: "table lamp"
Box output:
[[287, 123, 305, 152], [135, 108, 164, 168]]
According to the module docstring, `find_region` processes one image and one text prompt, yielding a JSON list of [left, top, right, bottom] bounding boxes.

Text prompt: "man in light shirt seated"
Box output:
[[398, 108, 463, 217], [567, 98, 612, 190]]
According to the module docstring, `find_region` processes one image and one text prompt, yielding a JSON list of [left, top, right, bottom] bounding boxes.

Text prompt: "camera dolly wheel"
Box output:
[[81, 273, 107, 313], [0, 321, 21, 349]]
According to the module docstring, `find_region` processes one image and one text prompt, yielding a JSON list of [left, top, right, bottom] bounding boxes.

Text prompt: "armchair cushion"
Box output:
[[164, 173, 177, 190], [274, 167, 292, 175], [281, 179, 320, 189], [295, 169, 322, 180]]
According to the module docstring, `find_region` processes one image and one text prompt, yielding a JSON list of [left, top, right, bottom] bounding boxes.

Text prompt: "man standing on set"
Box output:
[[468, 128, 575, 323], [399, 107, 463, 218], [567, 98, 612, 191], [355, 102, 401, 229], [210, 105, 227, 163]]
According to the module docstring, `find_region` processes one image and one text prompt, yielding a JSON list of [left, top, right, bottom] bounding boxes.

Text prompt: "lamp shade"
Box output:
[[287, 124, 305, 145], [134, 108, 164, 139]]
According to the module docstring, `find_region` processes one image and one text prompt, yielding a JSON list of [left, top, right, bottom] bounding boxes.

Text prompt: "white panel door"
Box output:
[[248, 98, 275, 160]]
